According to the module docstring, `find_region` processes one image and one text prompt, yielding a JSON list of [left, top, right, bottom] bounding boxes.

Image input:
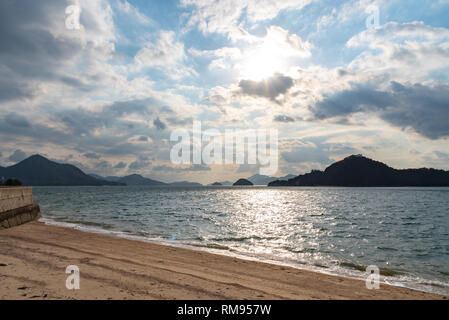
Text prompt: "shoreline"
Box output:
[[0, 221, 446, 300], [38, 217, 449, 296]]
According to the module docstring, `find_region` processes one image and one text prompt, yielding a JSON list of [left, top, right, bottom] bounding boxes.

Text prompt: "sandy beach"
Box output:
[[0, 221, 445, 300]]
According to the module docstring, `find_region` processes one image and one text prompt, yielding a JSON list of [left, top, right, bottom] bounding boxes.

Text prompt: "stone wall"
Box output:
[[0, 187, 40, 229]]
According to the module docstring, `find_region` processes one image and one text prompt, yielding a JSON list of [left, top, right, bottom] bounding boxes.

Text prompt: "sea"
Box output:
[[33, 186, 449, 296]]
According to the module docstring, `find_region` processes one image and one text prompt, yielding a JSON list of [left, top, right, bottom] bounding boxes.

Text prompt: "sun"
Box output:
[[240, 44, 285, 81]]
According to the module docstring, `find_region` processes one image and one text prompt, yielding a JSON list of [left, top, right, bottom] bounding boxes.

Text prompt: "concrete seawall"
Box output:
[[0, 187, 40, 229]]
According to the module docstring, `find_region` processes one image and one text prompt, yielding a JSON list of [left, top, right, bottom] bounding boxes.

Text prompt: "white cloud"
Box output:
[[191, 26, 311, 80], [116, 0, 153, 25], [135, 31, 185, 67], [347, 21, 449, 83], [317, 0, 385, 30], [181, 0, 312, 38], [134, 31, 196, 79]]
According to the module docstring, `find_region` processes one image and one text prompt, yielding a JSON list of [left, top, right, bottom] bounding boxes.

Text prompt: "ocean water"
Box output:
[[33, 186, 449, 296]]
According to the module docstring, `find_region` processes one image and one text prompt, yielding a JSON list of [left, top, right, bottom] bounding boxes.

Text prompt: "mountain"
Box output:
[[247, 174, 296, 186], [216, 181, 233, 186], [89, 175, 123, 183], [90, 174, 203, 186], [89, 173, 106, 180], [118, 174, 166, 186], [104, 176, 122, 182], [1, 155, 123, 186], [279, 174, 297, 181], [233, 178, 254, 186], [207, 181, 233, 186], [269, 155, 449, 187]]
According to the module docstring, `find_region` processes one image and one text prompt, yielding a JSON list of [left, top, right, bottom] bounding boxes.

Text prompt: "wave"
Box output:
[[188, 243, 230, 250], [39, 216, 449, 297], [340, 262, 403, 276]]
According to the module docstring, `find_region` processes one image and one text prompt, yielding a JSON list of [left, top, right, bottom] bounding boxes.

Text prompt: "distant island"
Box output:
[[233, 178, 254, 186], [247, 174, 296, 186], [90, 173, 165, 186], [0, 155, 202, 187], [269, 155, 449, 187], [209, 175, 295, 186], [91, 174, 202, 187], [3, 154, 447, 188], [210, 181, 233, 186]]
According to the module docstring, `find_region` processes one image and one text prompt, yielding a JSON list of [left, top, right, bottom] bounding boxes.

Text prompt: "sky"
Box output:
[[0, 0, 449, 184]]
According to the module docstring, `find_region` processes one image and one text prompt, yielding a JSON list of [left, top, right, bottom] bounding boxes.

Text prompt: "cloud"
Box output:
[[236, 164, 261, 174], [8, 150, 27, 163], [186, 164, 212, 172], [0, 0, 116, 102], [262, 26, 311, 58], [93, 160, 113, 174], [181, 0, 312, 39], [310, 82, 449, 140], [153, 164, 211, 172], [281, 138, 358, 169], [348, 21, 449, 45], [282, 146, 332, 165], [129, 160, 150, 170], [4, 113, 31, 127], [135, 31, 184, 67], [1, 2, 448, 182], [165, 117, 193, 126], [274, 115, 295, 123], [0, 77, 33, 102], [116, 0, 153, 25], [346, 21, 449, 83], [153, 117, 167, 130], [310, 86, 392, 119], [56, 98, 155, 135], [238, 73, 294, 102], [0, 96, 173, 164], [114, 161, 127, 169], [317, 0, 386, 30], [84, 152, 101, 160], [204, 95, 227, 105], [192, 26, 311, 80], [107, 98, 155, 117], [134, 31, 195, 79]]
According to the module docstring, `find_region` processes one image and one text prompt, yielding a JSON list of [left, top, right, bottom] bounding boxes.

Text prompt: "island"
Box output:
[[233, 178, 254, 186], [269, 155, 449, 187]]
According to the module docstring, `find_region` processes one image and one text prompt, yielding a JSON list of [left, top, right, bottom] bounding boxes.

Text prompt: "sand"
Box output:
[[0, 221, 445, 300]]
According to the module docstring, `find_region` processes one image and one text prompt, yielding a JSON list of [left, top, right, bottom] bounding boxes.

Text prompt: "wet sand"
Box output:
[[0, 221, 445, 300]]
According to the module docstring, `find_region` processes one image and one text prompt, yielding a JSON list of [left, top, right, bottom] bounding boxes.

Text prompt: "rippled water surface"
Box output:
[[33, 186, 449, 295]]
